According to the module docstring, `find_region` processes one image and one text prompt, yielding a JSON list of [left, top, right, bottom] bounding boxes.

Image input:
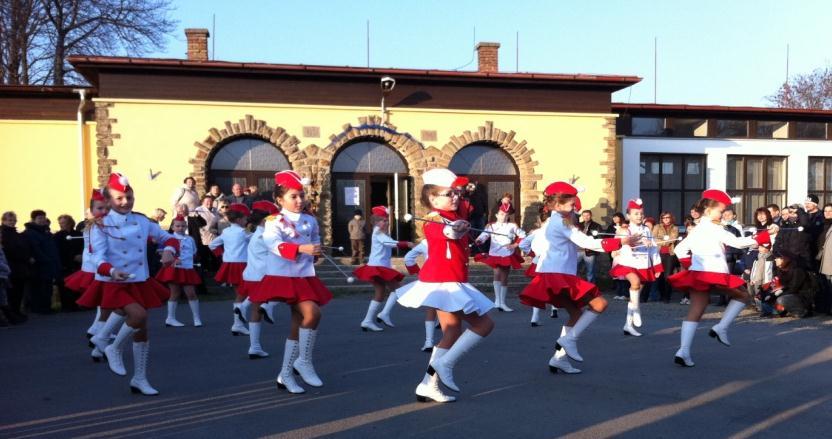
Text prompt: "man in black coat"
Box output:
[[53, 214, 83, 311], [21, 210, 61, 314], [0, 211, 30, 323], [577, 210, 604, 283], [773, 205, 812, 270]]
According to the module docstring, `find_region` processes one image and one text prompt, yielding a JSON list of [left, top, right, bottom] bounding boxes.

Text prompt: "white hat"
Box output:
[[422, 168, 465, 188]]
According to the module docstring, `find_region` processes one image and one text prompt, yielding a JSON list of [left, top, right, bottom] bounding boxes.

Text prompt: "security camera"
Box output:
[[380, 76, 396, 93]]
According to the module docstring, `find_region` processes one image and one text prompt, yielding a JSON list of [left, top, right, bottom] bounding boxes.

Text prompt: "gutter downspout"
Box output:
[[73, 89, 87, 218]]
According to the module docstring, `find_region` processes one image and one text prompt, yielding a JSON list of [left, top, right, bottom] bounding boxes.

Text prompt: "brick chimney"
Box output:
[[185, 28, 210, 61], [476, 42, 500, 73]]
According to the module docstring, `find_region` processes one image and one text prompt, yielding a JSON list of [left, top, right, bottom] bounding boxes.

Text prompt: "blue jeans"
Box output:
[[578, 253, 596, 284]]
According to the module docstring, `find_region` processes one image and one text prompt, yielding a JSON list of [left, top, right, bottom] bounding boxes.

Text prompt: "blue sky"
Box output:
[[149, 0, 832, 107]]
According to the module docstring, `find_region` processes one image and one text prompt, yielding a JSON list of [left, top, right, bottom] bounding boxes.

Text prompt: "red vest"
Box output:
[[419, 210, 470, 283]]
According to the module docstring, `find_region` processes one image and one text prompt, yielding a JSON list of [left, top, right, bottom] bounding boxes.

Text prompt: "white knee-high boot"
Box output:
[[105, 323, 137, 376], [416, 347, 455, 403], [531, 307, 542, 326], [422, 320, 436, 352], [231, 303, 249, 336], [675, 321, 698, 367], [91, 312, 125, 353], [360, 300, 383, 332], [293, 328, 322, 387], [430, 330, 485, 392], [549, 326, 581, 373], [377, 294, 398, 327], [86, 307, 103, 337], [188, 299, 202, 327], [499, 285, 514, 312], [629, 289, 642, 327], [556, 310, 599, 362], [248, 322, 269, 359], [277, 339, 304, 394], [492, 281, 502, 308], [165, 301, 184, 327], [709, 300, 745, 346], [130, 341, 158, 395], [623, 304, 642, 336]]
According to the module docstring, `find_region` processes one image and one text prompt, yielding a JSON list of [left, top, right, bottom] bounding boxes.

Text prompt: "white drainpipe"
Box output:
[[73, 89, 87, 217]]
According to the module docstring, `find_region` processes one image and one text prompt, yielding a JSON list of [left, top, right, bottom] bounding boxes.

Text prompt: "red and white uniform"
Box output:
[[76, 210, 179, 309], [518, 227, 542, 278], [156, 232, 201, 285], [396, 210, 493, 315], [476, 222, 526, 269], [252, 210, 332, 305], [239, 225, 269, 297], [64, 229, 97, 293], [354, 226, 408, 283], [210, 223, 250, 287], [609, 223, 663, 282], [519, 212, 620, 309], [669, 220, 759, 291]]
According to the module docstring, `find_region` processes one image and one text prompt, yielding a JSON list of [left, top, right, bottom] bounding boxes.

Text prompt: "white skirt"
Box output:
[[395, 280, 494, 316]]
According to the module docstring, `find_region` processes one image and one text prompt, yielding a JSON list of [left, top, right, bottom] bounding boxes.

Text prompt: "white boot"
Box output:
[[422, 320, 436, 352], [548, 326, 581, 374], [623, 304, 642, 337], [430, 330, 484, 392], [709, 300, 745, 346], [492, 281, 502, 309], [361, 300, 384, 332], [531, 307, 542, 327], [188, 300, 202, 327], [629, 289, 642, 327], [91, 346, 104, 362], [416, 348, 456, 403], [293, 328, 323, 387], [248, 322, 269, 359], [499, 285, 514, 312], [376, 294, 398, 327], [86, 307, 103, 340], [555, 310, 599, 362], [165, 301, 184, 327], [231, 312, 249, 336], [91, 313, 125, 353], [233, 301, 248, 324], [259, 301, 275, 324], [130, 342, 159, 395], [675, 321, 698, 367], [277, 339, 305, 394], [105, 323, 137, 376]]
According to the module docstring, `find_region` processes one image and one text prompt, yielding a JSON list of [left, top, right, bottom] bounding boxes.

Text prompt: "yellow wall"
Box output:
[[102, 99, 615, 219], [0, 120, 96, 230]]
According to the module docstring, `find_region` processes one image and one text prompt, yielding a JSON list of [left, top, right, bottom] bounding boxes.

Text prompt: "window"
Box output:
[[795, 122, 826, 139], [727, 156, 787, 224], [332, 141, 407, 173], [715, 120, 748, 138], [668, 118, 708, 137], [450, 143, 520, 220], [631, 117, 666, 136], [808, 157, 832, 205], [209, 137, 291, 197], [639, 154, 706, 223], [756, 121, 788, 139]]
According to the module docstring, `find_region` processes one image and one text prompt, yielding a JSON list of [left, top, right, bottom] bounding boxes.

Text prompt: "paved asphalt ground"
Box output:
[[2, 294, 831, 439]]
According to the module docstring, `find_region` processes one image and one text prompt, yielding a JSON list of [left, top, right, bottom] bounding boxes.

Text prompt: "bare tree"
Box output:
[[0, 0, 48, 84], [767, 66, 832, 110]]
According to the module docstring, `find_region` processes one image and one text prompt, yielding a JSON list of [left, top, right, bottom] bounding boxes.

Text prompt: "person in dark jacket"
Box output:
[[576, 210, 604, 284], [772, 205, 812, 270], [0, 212, 30, 322], [53, 214, 83, 311], [21, 210, 61, 314], [759, 250, 815, 318]]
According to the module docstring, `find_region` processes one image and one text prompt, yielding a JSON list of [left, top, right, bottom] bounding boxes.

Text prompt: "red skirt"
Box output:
[[524, 263, 537, 278], [668, 270, 745, 292], [520, 273, 600, 309], [76, 278, 170, 309], [250, 275, 332, 306], [237, 279, 263, 298], [215, 262, 246, 286], [353, 265, 404, 283], [609, 264, 664, 282], [64, 270, 95, 293], [481, 255, 522, 270], [155, 266, 202, 285]]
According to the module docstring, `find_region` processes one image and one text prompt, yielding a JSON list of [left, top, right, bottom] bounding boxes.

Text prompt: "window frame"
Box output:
[[726, 155, 788, 224], [639, 153, 707, 224]]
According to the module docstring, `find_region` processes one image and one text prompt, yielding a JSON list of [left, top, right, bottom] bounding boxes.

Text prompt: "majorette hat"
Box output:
[[227, 203, 251, 216], [422, 168, 468, 188], [107, 172, 131, 192], [544, 181, 584, 197], [627, 198, 644, 211], [701, 189, 740, 206], [252, 200, 279, 215], [274, 170, 310, 191], [172, 215, 186, 222], [371, 206, 389, 217], [90, 188, 105, 202], [574, 196, 582, 212]]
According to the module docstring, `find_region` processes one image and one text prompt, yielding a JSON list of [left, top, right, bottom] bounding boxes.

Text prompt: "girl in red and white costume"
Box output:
[[396, 168, 494, 403], [403, 240, 441, 352], [66, 189, 117, 362], [210, 203, 252, 336], [474, 204, 526, 312], [354, 205, 413, 331], [77, 172, 180, 395], [156, 215, 202, 327], [252, 170, 332, 395], [669, 189, 772, 367], [242, 200, 281, 360], [608, 199, 663, 337], [519, 206, 556, 327], [519, 181, 635, 375]]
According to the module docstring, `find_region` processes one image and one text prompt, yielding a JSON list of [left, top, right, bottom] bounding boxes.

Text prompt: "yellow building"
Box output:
[[1, 29, 639, 246]]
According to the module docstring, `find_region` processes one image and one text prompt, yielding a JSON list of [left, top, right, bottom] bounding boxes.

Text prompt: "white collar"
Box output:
[[281, 210, 301, 221]]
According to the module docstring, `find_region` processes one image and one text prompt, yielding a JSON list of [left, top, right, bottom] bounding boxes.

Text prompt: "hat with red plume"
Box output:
[[274, 170, 310, 191], [107, 172, 131, 192], [252, 200, 279, 215], [371, 206, 389, 217], [227, 203, 251, 216], [90, 188, 105, 202], [627, 198, 644, 211], [702, 189, 739, 206]]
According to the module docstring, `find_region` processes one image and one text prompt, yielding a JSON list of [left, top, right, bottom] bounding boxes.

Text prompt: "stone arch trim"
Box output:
[[436, 121, 542, 229], [189, 114, 311, 192], [312, 115, 431, 244]]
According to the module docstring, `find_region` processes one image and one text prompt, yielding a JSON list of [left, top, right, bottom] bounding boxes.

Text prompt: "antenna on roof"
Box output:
[[516, 31, 519, 73], [785, 43, 789, 83], [366, 20, 370, 68], [212, 14, 216, 61], [653, 36, 657, 104]]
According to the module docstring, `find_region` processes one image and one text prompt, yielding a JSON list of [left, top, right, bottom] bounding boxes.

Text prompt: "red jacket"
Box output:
[[418, 210, 469, 283]]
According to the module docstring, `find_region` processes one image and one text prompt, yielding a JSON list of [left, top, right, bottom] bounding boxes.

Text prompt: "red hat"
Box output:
[[252, 200, 279, 215], [371, 206, 389, 217], [627, 198, 644, 211], [173, 215, 186, 222], [544, 181, 583, 197], [227, 203, 251, 216], [107, 172, 131, 192], [754, 231, 772, 248], [574, 196, 582, 212], [452, 176, 469, 188], [90, 188, 105, 202], [274, 170, 310, 191], [702, 189, 738, 206]]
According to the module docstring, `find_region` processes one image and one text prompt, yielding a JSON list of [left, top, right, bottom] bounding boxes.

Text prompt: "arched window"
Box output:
[[332, 141, 407, 174], [449, 143, 520, 222], [209, 137, 290, 196]]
